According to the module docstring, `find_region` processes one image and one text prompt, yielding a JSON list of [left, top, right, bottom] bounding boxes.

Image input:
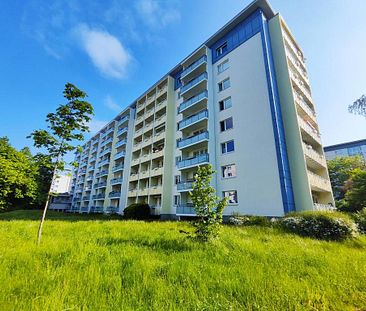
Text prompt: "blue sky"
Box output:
[[1, 0, 365, 156]]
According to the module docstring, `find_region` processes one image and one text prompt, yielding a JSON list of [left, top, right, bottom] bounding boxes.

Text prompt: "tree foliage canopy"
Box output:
[[348, 94, 366, 118]]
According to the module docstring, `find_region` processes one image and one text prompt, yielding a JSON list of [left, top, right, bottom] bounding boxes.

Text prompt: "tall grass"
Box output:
[[0, 210, 365, 310]]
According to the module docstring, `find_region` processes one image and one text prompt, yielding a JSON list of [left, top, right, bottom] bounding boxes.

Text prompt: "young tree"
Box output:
[[29, 83, 93, 245], [343, 169, 366, 212], [349, 94, 366, 118], [189, 165, 228, 242]]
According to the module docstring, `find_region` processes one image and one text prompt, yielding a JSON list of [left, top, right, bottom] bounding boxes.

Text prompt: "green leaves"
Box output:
[[349, 95, 366, 118], [189, 164, 228, 242]]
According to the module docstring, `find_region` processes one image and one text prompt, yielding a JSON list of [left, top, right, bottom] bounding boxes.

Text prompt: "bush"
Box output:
[[353, 209, 366, 234], [228, 215, 271, 227], [123, 203, 151, 220], [279, 211, 358, 241]]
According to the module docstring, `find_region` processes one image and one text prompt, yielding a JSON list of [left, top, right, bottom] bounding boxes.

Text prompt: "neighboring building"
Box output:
[[50, 169, 72, 194], [49, 193, 72, 211], [324, 139, 366, 161], [70, 0, 334, 217]]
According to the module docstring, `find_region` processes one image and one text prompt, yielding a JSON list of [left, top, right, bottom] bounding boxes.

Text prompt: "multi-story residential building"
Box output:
[[70, 0, 334, 217], [50, 168, 72, 194], [324, 139, 366, 161]]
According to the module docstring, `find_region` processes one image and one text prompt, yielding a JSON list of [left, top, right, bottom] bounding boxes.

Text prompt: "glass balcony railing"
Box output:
[[179, 91, 208, 113], [177, 131, 209, 149], [178, 110, 208, 130], [118, 115, 129, 126], [181, 55, 207, 78], [114, 151, 126, 160], [98, 158, 110, 167], [115, 139, 127, 148], [178, 153, 209, 169], [177, 181, 194, 191], [95, 170, 108, 178], [112, 164, 124, 172], [109, 191, 121, 198], [176, 204, 196, 215], [110, 178, 123, 185], [100, 147, 112, 156], [101, 137, 113, 146], [117, 127, 128, 136], [180, 72, 208, 94]]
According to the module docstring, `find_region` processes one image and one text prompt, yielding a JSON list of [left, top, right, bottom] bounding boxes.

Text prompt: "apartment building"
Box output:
[[70, 0, 334, 217], [324, 139, 366, 161]]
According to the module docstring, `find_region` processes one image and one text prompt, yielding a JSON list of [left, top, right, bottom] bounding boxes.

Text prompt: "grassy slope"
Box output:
[[0, 210, 365, 311]]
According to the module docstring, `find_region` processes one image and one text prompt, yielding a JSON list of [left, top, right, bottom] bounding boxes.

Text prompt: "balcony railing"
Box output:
[[314, 203, 336, 211], [303, 144, 326, 167], [177, 131, 209, 149], [105, 206, 118, 213], [176, 204, 196, 215], [308, 171, 332, 192], [177, 181, 194, 191], [117, 127, 128, 136], [115, 139, 127, 148], [178, 153, 209, 169], [178, 110, 208, 130], [298, 117, 321, 145], [110, 178, 123, 185], [118, 115, 129, 126], [92, 193, 105, 200], [112, 164, 124, 172], [179, 90, 208, 113], [82, 195, 90, 200], [95, 170, 108, 178], [102, 127, 114, 138], [98, 158, 110, 167], [109, 191, 121, 198], [180, 72, 208, 94], [114, 151, 126, 160], [101, 137, 113, 146], [181, 55, 207, 78], [294, 92, 316, 120], [100, 147, 112, 156], [94, 181, 107, 188], [90, 206, 104, 213], [88, 166, 95, 171]]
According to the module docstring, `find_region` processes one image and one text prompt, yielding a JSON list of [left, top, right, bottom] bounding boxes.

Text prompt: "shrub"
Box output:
[[279, 211, 358, 241], [353, 209, 366, 234], [228, 215, 271, 227], [123, 203, 150, 220]]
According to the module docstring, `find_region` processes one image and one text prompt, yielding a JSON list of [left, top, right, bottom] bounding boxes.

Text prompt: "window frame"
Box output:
[[220, 117, 234, 132], [218, 78, 231, 92], [216, 42, 228, 57], [221, 140, 235, 154], [219, 97, 232, 111], [221, 164, 237, 179], [217, 59, 229, 74], [223, 190, 238, 204]]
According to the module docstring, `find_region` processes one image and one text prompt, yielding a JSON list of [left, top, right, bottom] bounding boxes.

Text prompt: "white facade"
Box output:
[[51, 169, 72, 194]]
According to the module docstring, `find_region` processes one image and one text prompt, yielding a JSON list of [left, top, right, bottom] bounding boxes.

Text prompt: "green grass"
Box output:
[[0, 210, 365, 310]]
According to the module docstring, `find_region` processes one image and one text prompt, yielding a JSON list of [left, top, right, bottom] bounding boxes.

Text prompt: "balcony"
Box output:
[[155, 114, 166, 126], [151, 149, 164, 159], [314, 203, 336, 211], [179, 91, 208, 114], [114, 151, 126, 160], [308, 171, 332, 192], [98, 158, 110, 167], [140, 153, 151, 163], [100, 137, 113, 147], [139, 188, 149, 196], [177, 131, 209, 149], [117, 127, 128, 136], [150, 167, 163, 177], [128, 189, 138, 197], [290, 71, 312, 104], [80, 161, 87, 168], [129, 173, 139, 181], [178, 153, 209, 169], [177, 181, 194, 192], [283, 30, 306, 65], [105, 206, 118, 213], [95, 170, 108, 178], [298, 117, 321, 145], [139, 171, 150, 179], [294, 92, 316, 121], [94, 181, 107, 189], [176, 204, 196, 216], [88, 166, 95, 172], [91, 147, 98, 153], [92, 193, 105, 200], [149, 185, 162, 195], [178, 110, 208, 130], [131, 158, 140, 166], [109, 191, 121, 199], [115, 139, 127, 148], [110, 178, 123, 185], [89, 156, 96, 162], [112, 164, 124, 172], [118, 115, 129, 126], [180, 72, 208, 96], [90, 206, 104, 213], [82, 195, 90, 201], [303, 144, 327, 168], [286, 51, 308, 82], [86, 176, 93, 181], [102, 127, 114, 138], [100, 147, 112, 157], [181, 55, 207, 79], [154, 131, 166, 142]]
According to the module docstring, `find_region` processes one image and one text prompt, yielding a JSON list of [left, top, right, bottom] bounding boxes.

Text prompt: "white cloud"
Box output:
[[88, 118, 108, 134], [75, 24, 131, 79], [135, 0, 180, 28], [104, 95, 122, 112]]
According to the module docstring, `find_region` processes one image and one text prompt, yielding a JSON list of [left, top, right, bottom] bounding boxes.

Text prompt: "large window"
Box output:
[[216, 42, 228, 57], [221, 140, 235, 154], [219, 97, 232, 111], [223, 190, 238, 204], [222, 164, 236, 179], [218, 78, 230, 92], [220, 117, 233, 132], [217, 59, 229, 74]]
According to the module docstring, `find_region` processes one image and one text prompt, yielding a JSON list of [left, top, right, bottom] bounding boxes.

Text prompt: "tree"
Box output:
[[28, 83, 93, 244], [327, 156, 365, 200], [0, 137, 39, 210], [343, 169, 366, 212], [189, 165, 228, 242], [349, 94, 366, 118]]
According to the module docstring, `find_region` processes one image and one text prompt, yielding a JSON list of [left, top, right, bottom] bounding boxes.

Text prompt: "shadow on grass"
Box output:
[[96, 236, 193, 253], [0, 210, 124, 222]]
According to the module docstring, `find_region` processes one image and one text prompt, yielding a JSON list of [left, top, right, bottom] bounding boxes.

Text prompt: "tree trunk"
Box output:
[[37, 153, 61, 245]]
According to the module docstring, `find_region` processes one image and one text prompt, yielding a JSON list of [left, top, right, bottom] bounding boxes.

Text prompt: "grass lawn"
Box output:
[[0, 210, 365, 310]]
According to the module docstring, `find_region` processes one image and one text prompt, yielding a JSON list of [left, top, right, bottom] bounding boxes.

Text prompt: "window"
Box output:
[[220, 117, 233, 132], [218, 78, 230, 92], [217, 59, 229, 74], [223, 190, 238, 204], [222, 164, 236, 178], [216, 42, 228, 57], [174, 175, 181, 185], [348, 146, 362, 156], [221, 140, 235, 154], [174, 195, 180, 206], [219, 97, 232, 111]]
